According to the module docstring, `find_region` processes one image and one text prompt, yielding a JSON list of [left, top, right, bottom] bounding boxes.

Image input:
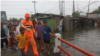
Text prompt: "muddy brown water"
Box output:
[[59, 26, 100, 56], [1, 25, 100, 56]]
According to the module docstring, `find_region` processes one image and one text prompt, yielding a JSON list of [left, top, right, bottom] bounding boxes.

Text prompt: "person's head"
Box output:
[[20, 27, 25, 34], [10, 31, 14, 37], [31, 17, 35, 21], [1, 23, 3, 28], [37, 18, 41, 24], [43, 20, 47, 27], [25, 13, 30, 21]]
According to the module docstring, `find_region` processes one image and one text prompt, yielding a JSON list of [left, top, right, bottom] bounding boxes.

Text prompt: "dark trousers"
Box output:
[[1, 38, 8, 48]]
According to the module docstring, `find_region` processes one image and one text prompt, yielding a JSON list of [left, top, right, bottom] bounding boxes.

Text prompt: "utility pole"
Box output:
[[77, 4, 78, 11], [32, 0, 37, 17], [88, 0, 90, 13], [73, 0, 75, 13], [61, 1, 63, 16], [59, 0, 61, 15], [63, 1, 65, 16]]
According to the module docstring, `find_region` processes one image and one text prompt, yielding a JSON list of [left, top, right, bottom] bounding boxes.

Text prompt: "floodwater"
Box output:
[[1, 24, 100, 56], [60, 26, 100, 56]]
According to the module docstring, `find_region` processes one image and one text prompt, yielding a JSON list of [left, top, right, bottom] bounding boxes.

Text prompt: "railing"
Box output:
[[50, 33, 97, 56]]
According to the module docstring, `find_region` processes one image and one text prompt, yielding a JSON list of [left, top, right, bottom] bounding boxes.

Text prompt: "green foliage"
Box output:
[[72, 11, 80, 17], [91, 6, 100, 13], [98, 6, 100, 10], [31, 15, 35, 18], [9, 18, 23, 22], [50, 36, 54, 44], [91, 10, 100, 13]]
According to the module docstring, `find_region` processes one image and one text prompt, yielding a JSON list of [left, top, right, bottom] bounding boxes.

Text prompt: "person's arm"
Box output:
[[20, 22, 30, 32], [33, 33, 36, 38], [49, 26, 55, 36], [13, 39, 17, 43], [51, 31, 54, 35], [35, 24, 37, 31], [9, 38, 13, 49], [35, 27, 36, 31], [6, 26, 8, 34], [49, 31, 55, 37], [21, 25, 30, 32], [14, 35, 19, 43], [32, 28, 36, 37], [25, 35, 30, 42], [9, 41, 12, 49], [26, 38, 30, 42]]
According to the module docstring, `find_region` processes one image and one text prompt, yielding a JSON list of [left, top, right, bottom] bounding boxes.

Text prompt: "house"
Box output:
[[32, 13, 64, 31], [87, 13, 100, 19]]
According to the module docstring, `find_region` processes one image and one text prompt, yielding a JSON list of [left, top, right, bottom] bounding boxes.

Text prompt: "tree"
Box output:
[[98, 6, 100, 10], [72, 11, 80, 17], [91, 10, 100, 13], [9, 18, 21, 22], [11, 18, 18, 22], [91, 6, 100, 13]]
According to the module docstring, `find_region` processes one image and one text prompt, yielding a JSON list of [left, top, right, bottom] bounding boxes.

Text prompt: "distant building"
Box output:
[[1, 11, 7, 22], [32, 13, 64, 31], [87, 13, 100, 19]]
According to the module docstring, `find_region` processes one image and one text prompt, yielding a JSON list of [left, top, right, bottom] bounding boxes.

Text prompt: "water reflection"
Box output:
[[61, 31, 75, 41], [59, 26, 100, 56]]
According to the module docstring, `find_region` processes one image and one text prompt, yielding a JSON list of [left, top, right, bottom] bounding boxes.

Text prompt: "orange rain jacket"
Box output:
[[21, 18, 39, 55]]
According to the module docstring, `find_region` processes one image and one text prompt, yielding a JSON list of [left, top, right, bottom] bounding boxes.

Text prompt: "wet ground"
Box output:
[[1, 25, 100, 56], [1, 40, 60, 56]]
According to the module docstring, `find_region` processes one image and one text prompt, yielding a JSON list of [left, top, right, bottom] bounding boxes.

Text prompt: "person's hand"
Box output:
[[26, 38, 30, 42], [14, 41, 17, 43], [53, 34, 55, 37]]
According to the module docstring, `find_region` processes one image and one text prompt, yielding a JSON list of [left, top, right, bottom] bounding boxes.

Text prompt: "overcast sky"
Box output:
[[1, 0, 100, 20]]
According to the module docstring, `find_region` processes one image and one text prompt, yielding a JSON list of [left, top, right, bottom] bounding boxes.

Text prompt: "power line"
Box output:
[[44, 3, 58, 12], [79, 0, 99, 11], [79, 7, 98, 13], [1, 3, 58, 6], [41, 0, 51, 11], [0, 0, 31, 2], [44, 4, 58, 13], [88, 0, 90, 13], [79, 0, 98, 9], [53, 10, 59, 13], [65, 7, 73, 10]]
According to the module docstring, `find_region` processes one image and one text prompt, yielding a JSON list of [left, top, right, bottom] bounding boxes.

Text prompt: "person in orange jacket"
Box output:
[[20, 13, 39, 56]]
